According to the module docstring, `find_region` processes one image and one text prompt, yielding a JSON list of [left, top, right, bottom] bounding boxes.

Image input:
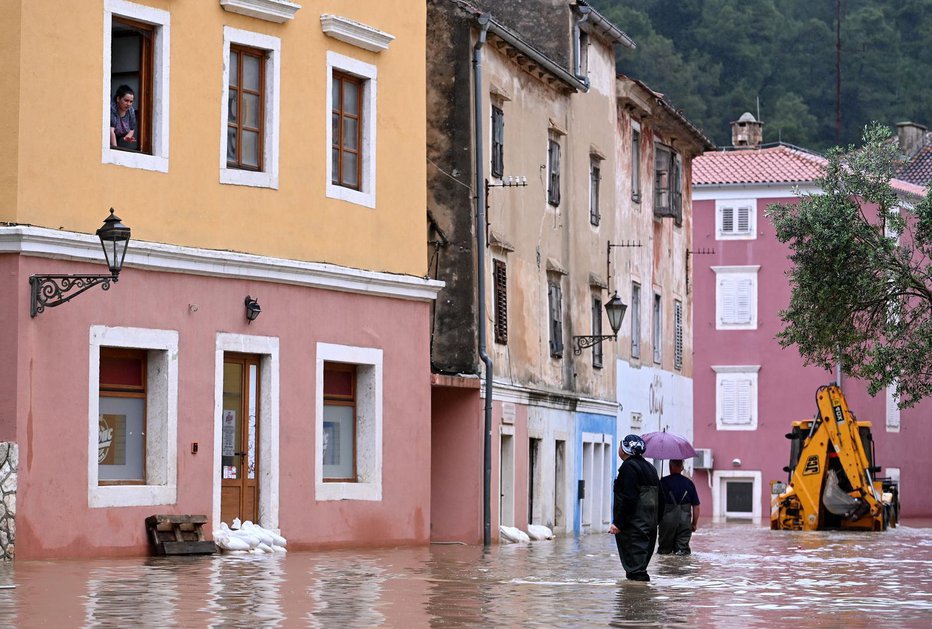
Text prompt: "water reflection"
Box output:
[[0, 521, 929, 627]]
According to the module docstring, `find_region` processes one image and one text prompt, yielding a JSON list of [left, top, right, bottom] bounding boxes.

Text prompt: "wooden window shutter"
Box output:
[[494, 259, 508, 344]]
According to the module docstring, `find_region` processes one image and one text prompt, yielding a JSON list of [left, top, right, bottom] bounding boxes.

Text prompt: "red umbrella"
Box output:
[[641, 430, 697, 460]]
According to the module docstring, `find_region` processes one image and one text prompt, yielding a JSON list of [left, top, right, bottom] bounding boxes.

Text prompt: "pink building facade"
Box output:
[[1, 233, 440, 559], [691, 118, 932, 521]]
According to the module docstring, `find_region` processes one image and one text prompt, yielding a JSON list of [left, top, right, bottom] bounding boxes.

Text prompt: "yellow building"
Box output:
[[0, 0, 439, 560]]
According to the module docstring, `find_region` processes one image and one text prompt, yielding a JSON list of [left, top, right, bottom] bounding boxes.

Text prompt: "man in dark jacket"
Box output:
[[658, 459, 701, 555], [608, 434, 663, 581]]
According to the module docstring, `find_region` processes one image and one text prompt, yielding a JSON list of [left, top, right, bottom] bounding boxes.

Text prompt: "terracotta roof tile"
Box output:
[[891, 178, 927, 198], [692, 145, 826, 186]]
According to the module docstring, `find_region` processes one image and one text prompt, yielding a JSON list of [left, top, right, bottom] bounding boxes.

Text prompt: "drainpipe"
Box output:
[[473, 13, 494, 548], [572, 5, 591, 87]]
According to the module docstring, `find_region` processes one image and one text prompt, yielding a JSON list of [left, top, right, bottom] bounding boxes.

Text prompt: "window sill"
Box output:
[[221, 167, 278, 189], [316, 480, 381, 501], [326, 182, 375, 208], [104, 149, 168, 173], [89, 484, 177, 508], [717, 232, 757, 240]]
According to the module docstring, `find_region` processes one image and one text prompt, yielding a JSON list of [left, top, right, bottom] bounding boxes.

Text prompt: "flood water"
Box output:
[[0, 520, 930, 628]]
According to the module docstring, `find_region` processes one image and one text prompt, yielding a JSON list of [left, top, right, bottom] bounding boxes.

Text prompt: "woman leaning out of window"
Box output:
[[110, 84, 137, 150]]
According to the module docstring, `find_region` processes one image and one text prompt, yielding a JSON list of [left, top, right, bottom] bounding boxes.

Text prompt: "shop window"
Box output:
[[88, 326, 178, 508], [323, 363, 357, 481], [316, 343, 383, 501]]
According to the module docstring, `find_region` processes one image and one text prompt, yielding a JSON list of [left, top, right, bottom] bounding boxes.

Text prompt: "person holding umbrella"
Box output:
[[608, 434, 663, 582], [658, 459, 701, 555]]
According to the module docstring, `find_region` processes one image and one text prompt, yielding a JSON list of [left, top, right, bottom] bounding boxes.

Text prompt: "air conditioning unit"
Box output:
[[693, 448, 714, 470]]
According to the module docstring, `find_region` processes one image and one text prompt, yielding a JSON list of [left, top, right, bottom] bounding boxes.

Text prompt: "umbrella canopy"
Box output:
[[641, 430, 697, 460]]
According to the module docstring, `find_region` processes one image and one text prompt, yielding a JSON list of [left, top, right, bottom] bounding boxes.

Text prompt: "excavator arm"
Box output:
[[814, 386, 881, 522], [771, 384, 898, 531]]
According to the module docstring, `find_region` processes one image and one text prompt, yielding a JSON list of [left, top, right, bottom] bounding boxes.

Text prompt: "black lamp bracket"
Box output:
[[572, 333, 618, 355], [30, 273, 117, 318]]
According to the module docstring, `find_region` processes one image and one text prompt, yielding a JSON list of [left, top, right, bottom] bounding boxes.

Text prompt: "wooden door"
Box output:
[[220, 354, 260, 525]]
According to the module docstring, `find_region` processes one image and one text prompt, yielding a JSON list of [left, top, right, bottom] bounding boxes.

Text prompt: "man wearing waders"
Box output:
[[608, 434, 662, 581], [658, 459, 701, 555]]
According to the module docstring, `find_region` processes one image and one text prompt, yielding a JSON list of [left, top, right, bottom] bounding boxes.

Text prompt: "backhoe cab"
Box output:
[[771, 385, 900, 531]]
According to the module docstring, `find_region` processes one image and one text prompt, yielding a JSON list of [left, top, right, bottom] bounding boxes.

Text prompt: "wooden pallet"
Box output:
[[145, 514, 217, 556]]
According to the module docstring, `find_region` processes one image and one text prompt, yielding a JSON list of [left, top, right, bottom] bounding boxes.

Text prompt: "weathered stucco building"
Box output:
[[427, 0, 710, 543]]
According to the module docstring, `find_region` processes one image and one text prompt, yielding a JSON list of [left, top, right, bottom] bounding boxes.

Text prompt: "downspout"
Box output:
[[473, 13, 494, 548], [572, 5, 591, 87]]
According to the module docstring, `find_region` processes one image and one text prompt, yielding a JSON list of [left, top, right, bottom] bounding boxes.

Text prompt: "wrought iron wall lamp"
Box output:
[[572, 292, 627, 355], [29, 209, 131, 317], [244, 296, 261, 323]]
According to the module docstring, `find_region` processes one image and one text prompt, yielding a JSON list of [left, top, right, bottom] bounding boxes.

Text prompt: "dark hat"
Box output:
[[621, 434, 645, 456]]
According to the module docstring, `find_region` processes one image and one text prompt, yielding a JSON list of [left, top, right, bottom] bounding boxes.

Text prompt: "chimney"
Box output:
[[731, 112, 763, 149], [896, 122, 928, 157]]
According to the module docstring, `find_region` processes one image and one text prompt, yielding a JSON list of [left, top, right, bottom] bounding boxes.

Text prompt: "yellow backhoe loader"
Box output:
[[771, 384, 900, 531]]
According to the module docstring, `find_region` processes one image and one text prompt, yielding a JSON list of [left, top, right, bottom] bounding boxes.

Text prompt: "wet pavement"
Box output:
[[0, 520, 930, 628]]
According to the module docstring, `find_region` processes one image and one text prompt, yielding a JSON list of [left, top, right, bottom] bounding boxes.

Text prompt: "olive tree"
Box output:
[[767, 123, 932, 408]]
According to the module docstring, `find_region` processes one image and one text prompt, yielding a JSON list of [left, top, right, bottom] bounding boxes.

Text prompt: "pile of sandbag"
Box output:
[[499, 524, 554, 543], [213, 518, 287, 554]]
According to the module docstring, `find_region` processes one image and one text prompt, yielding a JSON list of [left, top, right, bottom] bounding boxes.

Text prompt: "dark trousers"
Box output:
[[614, 526, 657, 581], [658, 504, 693, 555]]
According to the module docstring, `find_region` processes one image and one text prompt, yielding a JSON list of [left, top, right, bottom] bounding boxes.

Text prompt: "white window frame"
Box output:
[[212, 333, 281, 531], [885, 384, 901, 432], [326, 51, 377, 208], [652, 292, 662, 364], [219, 26, 281, 189], [711, 470, 762, 520], [315, 343, 383, 501], [630, 282, 641, 359], [713, 365, 760, 430], [88, 326, 178, 508], [102, 0, 171, 172], [716, 199, 756, 239], [714, 265, 760, 330], [589, 154, 602, 226]]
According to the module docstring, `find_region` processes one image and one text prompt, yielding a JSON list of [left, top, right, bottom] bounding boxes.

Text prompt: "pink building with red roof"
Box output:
[[690, 114, 932, 521]]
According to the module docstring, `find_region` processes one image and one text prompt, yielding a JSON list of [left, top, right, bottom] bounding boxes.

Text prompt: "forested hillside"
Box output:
[[596, 0, 931, 151]]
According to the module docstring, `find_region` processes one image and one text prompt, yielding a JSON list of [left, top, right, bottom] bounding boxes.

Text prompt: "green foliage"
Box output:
[[597, 0, 932, 150], [767, 124, 932, 407]]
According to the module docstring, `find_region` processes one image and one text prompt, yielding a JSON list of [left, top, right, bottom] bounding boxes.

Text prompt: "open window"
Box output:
[[103, 0, 169, 172], [654, 144, 682, 224]]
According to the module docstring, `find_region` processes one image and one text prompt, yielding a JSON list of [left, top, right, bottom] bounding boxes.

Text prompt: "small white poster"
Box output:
[[222, 410, 236, 457]]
